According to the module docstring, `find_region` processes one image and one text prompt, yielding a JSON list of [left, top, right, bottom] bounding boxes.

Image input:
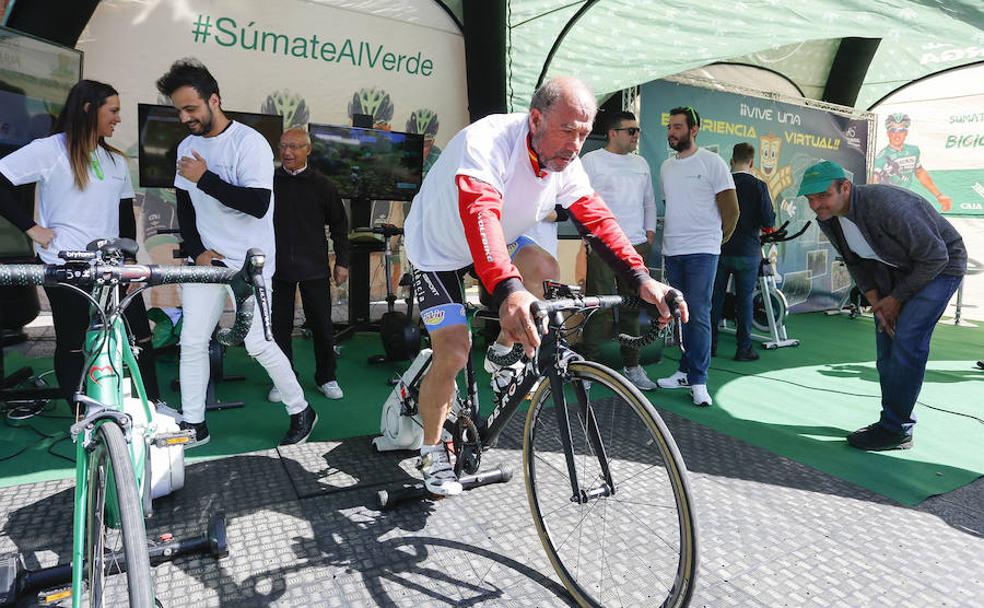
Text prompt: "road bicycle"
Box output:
[[376, 282, 698, 608], [0, 238, 270, 607]]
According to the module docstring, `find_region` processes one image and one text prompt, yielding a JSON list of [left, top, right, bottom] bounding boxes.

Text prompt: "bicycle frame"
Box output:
[[69, 283, 155, 606], [459, 309, 610, 503]]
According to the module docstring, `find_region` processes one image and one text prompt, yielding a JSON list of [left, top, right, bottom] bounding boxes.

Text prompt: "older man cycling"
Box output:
[[403, 76, 687, 495]]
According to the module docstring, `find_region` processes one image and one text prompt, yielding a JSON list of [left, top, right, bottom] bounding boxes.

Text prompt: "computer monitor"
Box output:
[[307, 124, 424, 202], [137, 104, 282, 188]]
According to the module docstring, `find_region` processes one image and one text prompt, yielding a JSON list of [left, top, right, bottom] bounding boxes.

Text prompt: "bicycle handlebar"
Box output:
[[484, 291, 685, 367], [0, 246, 272, 347]]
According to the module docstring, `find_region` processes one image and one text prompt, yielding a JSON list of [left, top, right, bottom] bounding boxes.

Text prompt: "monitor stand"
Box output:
[[336, 198, 384, 341]]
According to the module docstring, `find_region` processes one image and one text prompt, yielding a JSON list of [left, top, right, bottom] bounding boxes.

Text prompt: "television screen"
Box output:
[[307, 124, 424, 201], [137, 104, 282, 188]]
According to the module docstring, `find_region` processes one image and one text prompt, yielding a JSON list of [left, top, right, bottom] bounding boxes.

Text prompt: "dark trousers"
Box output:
[[581, 241, 653, 367], [271, 276, 337, 385], [710, 255, 761, 353], [44, 286, 160, 403]]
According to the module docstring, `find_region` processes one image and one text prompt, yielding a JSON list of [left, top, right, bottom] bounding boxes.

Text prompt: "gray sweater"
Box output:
[[817, 183, 966, 304]]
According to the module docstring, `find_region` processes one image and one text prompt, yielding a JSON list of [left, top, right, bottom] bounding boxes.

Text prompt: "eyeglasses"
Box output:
[[613, 127, 641, 135], [278, 142, 309, 150], [887, 128, 908, 133]]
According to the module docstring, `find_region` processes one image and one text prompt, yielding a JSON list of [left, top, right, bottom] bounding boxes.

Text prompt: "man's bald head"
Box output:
[[528, 76, 597, 173], [530, 76, 597, 118]]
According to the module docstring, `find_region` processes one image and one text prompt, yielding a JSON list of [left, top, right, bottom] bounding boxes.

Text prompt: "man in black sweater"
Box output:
[[269, 127, 351, 402], [710, 142, 775, 361]]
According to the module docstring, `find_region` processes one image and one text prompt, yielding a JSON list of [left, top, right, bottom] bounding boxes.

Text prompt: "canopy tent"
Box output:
[[455, 0, 983, 112]]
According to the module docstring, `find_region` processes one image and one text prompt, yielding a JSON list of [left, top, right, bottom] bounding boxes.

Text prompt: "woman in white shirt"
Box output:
[[0, 79, 161, 404]]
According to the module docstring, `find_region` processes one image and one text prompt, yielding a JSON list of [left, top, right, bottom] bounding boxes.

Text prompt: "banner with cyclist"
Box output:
[[873, 97, 984, 216], [639, 77, 873, 313]]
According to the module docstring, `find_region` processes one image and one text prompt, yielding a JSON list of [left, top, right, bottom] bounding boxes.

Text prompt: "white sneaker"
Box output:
[[417, 447, 463, 496], [690, 384, 712, 407], [622, 366, 658, 391], [319, 381, 344, 400], [268, 386, 282, 403], [657, 371, 690, 389]]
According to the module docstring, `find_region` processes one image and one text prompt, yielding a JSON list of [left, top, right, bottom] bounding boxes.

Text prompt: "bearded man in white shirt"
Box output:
[[580, 111, 659, 390]]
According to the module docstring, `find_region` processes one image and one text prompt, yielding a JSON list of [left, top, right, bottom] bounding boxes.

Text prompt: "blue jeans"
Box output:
[[875, 274, 962, 436], [664, 253, 718, 385], [710, 255, 760, 352]]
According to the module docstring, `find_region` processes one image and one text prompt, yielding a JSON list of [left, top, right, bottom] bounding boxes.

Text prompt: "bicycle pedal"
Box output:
[[37, 586, 72, 606], [154, 429, 195, 447]]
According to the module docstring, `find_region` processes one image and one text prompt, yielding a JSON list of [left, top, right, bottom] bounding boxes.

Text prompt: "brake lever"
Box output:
[[245, 248, 273, 341], [665, 290, 685, 353]]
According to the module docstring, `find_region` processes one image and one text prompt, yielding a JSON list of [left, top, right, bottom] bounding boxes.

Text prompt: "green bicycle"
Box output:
[[0, 238, 270, 607]]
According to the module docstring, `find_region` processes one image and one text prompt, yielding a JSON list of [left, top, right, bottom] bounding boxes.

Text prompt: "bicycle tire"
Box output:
[[523, 361, 697, 608], [84, 422, 155, 607]]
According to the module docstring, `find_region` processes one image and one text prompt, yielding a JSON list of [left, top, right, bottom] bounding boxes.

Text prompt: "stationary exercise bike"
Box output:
[[720, 220, 810, 350], [367, 223, 420, 364]]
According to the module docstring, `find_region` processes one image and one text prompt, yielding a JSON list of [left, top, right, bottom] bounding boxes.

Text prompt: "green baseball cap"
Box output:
[[797, 160, 847, 196]]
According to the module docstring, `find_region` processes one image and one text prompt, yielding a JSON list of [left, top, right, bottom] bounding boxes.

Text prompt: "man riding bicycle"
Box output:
[[403, 76, 688, 496]]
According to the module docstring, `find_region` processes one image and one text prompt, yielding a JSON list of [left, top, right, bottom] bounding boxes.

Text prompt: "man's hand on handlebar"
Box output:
[[499, 290, 542, 358], [195, 249, 224, 267], [639, 278, 688, 326]]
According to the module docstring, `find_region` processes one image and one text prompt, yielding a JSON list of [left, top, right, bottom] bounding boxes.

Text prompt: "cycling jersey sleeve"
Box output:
[[456, 174, 524, 306], [568, 193, 650, 289]]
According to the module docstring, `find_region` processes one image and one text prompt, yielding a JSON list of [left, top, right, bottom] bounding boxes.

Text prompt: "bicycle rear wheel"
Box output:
[[523, 361, 697, 607], [84, 422, 155, 607]]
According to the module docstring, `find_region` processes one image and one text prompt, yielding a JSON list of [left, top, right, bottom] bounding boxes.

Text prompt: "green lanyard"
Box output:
[[90, 152, 104, 181]]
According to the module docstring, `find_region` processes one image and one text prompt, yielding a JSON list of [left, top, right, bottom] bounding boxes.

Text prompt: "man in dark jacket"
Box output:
[[710, 142, 776, 361], [269, 127, 351, 402], [799, 160, 966, 450]]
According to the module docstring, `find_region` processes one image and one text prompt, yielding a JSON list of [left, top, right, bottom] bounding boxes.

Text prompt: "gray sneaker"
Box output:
[[319, 381, 343, 400], [622, 366, 658, 391], [418, 447, 463, 496]]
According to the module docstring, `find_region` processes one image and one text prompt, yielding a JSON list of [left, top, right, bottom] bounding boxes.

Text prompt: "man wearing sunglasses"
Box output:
[[580, 111, 659, 390], [656, 106, 739, 407], [872, 113, 951, 212]]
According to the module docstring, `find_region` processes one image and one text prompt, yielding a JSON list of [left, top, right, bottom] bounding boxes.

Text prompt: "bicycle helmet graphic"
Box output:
[[348, 87, 394, 127], [884, 113, 911, 130], [261, 89, 310, 129], [405, 108, 439, 140]]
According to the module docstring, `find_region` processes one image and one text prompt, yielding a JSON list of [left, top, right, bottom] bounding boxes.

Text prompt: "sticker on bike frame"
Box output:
[[420, 303, 467, 329], [88, 364, 115, 384]]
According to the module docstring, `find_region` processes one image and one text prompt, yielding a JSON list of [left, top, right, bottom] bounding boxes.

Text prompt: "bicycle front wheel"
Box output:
[[84, 422, 155, 607], [523, 361, 697, 608]]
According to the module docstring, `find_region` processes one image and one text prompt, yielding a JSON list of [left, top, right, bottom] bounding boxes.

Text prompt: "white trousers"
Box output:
[[179, 283, 308, 423]]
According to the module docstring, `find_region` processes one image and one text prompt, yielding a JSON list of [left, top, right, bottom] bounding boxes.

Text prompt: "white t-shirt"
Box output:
[[839, 217, 896, 267], [581, 148, 656, 245], [404, 113, 593, 271], [521, 220, 558, 257], [0, 133, 134, 265], [174, 121, 276, 277], [659, 147, 735, 256]]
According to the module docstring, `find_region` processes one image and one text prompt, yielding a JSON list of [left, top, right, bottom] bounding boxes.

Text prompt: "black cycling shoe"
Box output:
[[178, 420, 210, 448], [280, 407, 318, 446], [734, 348, 760, 362]]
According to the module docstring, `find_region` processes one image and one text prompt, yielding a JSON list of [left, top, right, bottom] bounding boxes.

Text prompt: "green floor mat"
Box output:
[[1, 314, 982, 505]]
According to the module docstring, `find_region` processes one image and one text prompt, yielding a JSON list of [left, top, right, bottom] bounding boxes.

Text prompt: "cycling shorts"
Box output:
[[412, 237, 534, 331]]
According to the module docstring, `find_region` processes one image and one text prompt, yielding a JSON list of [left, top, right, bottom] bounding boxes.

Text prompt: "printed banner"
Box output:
[[874, 98, 984, 216], [640, 79, 871, 313]]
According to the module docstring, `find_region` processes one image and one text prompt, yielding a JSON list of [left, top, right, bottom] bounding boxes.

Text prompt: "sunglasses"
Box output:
[[887, 128, 908, 133], [613, 127, 641, 135]]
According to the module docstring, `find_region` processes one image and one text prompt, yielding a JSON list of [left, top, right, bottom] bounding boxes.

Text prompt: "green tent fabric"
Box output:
[[493, 0, 984, 111]]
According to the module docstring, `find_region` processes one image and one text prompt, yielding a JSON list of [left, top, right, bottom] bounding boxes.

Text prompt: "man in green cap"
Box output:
[[798, 160, 966, 450]]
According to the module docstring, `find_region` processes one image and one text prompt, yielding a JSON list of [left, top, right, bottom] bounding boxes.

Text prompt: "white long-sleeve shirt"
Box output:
[[581, 148, 657, 245]]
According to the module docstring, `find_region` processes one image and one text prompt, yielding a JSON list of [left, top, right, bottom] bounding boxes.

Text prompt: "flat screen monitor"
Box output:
[[307, 124, 423, 201], [137, 104, 282, 188]]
